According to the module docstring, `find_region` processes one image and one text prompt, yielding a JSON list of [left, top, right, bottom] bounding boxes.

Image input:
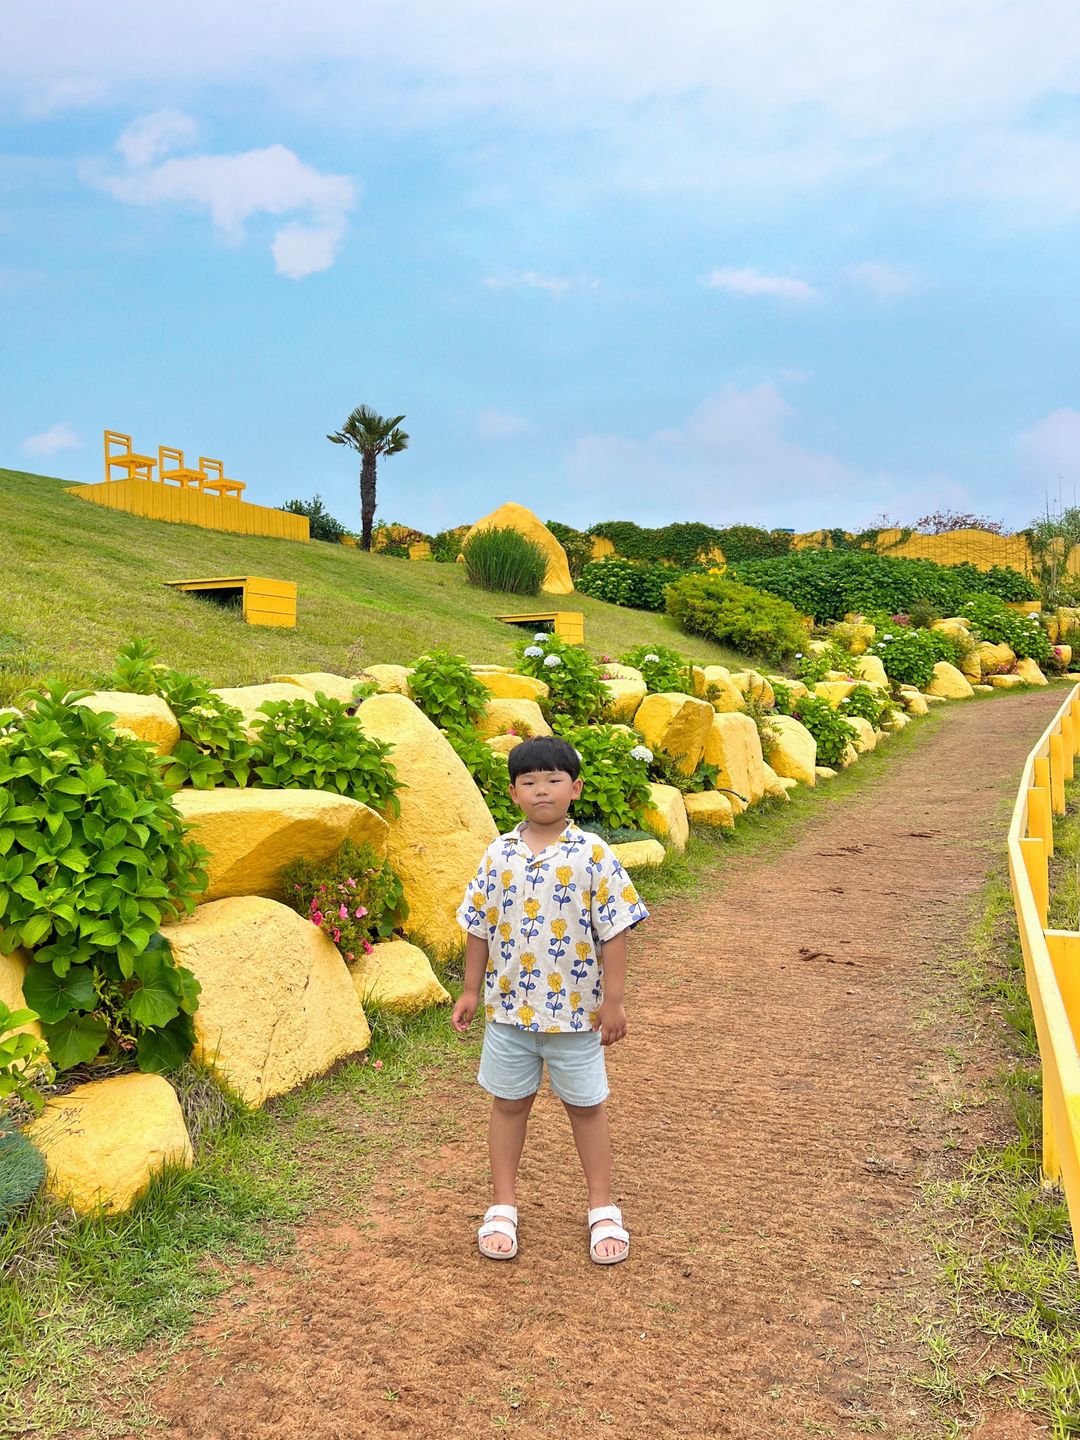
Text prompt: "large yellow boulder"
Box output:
[[611, 838, 666, 869], [702, 666, 747, 713], [927, 661, 975, 699], [853, 655, 889, 689], [635, 692, 714, 773], [959, 649, 982, 683], [463, 503, 574, 594], [641, 783, 689, 851], [730, 671, 775, 708], [360, 664, 413, 696], [832, 619, 875, 653], [0, 949, 41, 1041], [702, 713, 766, 809], [486, 734, 523, 756], [348, 939, 450, 1015], [27, 1073, 192, 1214], [475, 698, 552, 739], [814, 679, 859, 707], [846, 716, 877, 753], [173, 788, 389, 903], [1016, 658, 1049, 686], [354, 694, 498, 953], [475, 672, 550, 702], [683, 791, 735, 829], [210, 682, 311, 738], [270, 672, 360, 705], [602, 663, 644, 682], [602, 677, 647, 723], [77, 692, 181, 755], [161, 896, 370, 1107], [767, 715, 817, 787], [760, 762, 791, 802], [900, 690, 930, 716], [975, 641, 1016, 677], [931, 617, 972, 637]]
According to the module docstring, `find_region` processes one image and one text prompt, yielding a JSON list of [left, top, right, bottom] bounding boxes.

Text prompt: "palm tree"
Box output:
[[327, 405, 409, 551]]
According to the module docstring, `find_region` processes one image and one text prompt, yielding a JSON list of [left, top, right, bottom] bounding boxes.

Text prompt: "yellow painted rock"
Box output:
[[701, 666, 746, 713], [634, 692, 714, 774], [475, 698, 552, 739], [1015, 657, 1049, 686], [348, 939, 450, 1015], [690, 666, 707, 698], [959, 649, 982, 683], [359, 664, 414, 695], [601, 663, 644, 682], [815, 765, 838, 780], [476, 672, 550, 702], [27, 1073, 192, 1214], [611, 838, 666, 869], [486, 734, 523, 755], [927, 661, 975, 699], [470, 664, 514, 674], [702, 712, 766, 808], [831, 619, 875, 654], [900, 690, 929, 716], [974, 641, 1016, 677], [730, 670, 775, 708], [767, 715, 817, 787], [161, 896, 370, 1106], [990, 673, 1025, 688], [463, 503, 574, 594], [1055, 645, 1073, 666], [173, 788, 389, 903], [210, 682, 311, 738], [814, 679, 859, 707], [270, 672, 360, 705], [760, 762, 791, 802], [0, 949, 41, 1041], [77, 691, 181, 756], [602, 676, 647, 723], [355, 694, 498, 953], [641, 782, 689, 851], [920, 692, 949, 704], [838, 742, 859, 768], [591, 535, 616, 559], [885, 710, 911, 729], [931, 617, 973, 637], [846, 715, 877, 753], [852, 655, 889, 688], [683, 791, 734, 828]]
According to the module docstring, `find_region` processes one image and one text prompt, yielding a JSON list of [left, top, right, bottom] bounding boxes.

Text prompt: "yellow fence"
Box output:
[[66, 478, 309, 543], [1008, 685, 1080, 1265]]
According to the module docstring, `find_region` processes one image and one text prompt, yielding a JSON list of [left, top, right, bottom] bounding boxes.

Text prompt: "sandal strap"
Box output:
[[483, 1204, 518, 1225], [590, 1222, 629, 1248], [588, 1204, 622, 1227], [478, 1218, 517, 1241]]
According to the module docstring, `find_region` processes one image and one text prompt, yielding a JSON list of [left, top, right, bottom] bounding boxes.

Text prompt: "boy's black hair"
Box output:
[[508, 735, 581, 782]]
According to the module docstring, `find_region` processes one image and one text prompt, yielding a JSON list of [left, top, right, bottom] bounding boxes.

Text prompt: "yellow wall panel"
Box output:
[[67, 479, 309, 542]]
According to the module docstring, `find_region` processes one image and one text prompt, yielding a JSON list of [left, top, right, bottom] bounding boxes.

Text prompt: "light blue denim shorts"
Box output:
[[478, 1022, 609, 1107]]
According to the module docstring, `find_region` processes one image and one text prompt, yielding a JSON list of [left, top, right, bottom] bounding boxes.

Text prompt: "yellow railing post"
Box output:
[[1062, 713, 1076, 781], [1020, 834, 1049, 928], [1050, 734, 1067, 815], [1072, 697, 1080, 755], [1029, 774, 1054, 859]]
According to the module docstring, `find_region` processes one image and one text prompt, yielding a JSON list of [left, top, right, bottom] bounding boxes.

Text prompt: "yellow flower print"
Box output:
[[499, 975, 512, 994], [588, 1009, 600, 1029], [546, 1025, 561, 1033], [621, 884, 640, 905], [486, 957, 497, 975], [524, 898, 540, 919], [547, 971, 564, 992], [499, 921, 512, 942], [517, 1004, 536, 1027], [501, 869, 513, 888], [550, 919, 568, 940], [472, 891, 486, 910], [569, 990, 582, 1009], [486, 907, 498, 926], [485, 1004, 495, 1022], [556, 865, 573, 886], [575, 941, 591, 961], [596, 879, 610, 905], [591, 844, 604, 864]]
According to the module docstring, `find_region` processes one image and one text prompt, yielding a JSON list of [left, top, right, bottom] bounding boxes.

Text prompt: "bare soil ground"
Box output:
[[132, 691, 1063, 1440]]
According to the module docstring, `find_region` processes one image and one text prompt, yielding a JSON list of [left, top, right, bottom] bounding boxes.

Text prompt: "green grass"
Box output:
[[0, 468, 747, 703]]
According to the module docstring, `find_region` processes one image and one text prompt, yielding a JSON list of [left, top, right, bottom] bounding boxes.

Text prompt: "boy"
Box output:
[[451, 735, 649, 1265]]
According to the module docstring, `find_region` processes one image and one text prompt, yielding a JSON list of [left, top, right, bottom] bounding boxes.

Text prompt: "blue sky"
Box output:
[[3, 1, 1080, 535]]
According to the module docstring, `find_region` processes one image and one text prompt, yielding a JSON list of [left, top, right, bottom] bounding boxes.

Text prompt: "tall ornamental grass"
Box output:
[[461, 527, 548, 596]]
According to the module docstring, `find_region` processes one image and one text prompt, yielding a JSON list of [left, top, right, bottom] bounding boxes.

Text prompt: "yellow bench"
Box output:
[[497, 610, 584, 645], [199, 456, 246, 500], [158, 444, 208, 491], [105, 430, 157, 483], [163, 576, 297, 629]]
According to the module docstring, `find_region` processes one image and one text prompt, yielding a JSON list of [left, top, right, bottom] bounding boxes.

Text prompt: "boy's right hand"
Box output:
[[451, 992, 479, 1032]]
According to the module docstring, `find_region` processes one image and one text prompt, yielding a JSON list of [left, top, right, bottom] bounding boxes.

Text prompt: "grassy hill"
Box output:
[[0, 468, 746, 704]]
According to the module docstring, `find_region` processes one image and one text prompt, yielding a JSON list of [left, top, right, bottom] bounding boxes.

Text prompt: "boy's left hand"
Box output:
[[596, 1000, 627, 1046]]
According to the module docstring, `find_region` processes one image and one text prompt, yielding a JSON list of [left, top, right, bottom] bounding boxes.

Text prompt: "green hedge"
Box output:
[[577, 557, 678, 611], [665, 573, 808, 664], [586, 520, 792, 567]]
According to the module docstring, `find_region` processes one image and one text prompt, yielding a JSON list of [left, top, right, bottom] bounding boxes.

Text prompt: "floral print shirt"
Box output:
[[456, 821, 649, 1033]]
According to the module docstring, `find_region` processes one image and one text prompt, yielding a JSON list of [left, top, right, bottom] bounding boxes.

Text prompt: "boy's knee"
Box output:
[[562, 1099, 605, 1119], [492, 1093, 536, 1117]]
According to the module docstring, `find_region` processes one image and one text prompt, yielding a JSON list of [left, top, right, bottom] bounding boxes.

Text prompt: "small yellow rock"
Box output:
[[701, 666, 746, 713], [475, 672, 550, 702], [486, 734, 523, 755], [846, 715, 877, 753], [901, 691, 929, 717], [463, 503, 574, 594], [760, 762, 791, 801], [767, 715, 817, 787], [1015, 657, 1049, 686], [210, 682, 313, 738], [729, 670, 775, 708], [974, 641, 1016, 677], [0, 949, 41, 1042], [683, 791, 735, 828], [270, 672, 360, 705], [475, 698, 552, 739], [77, 692, 181, 756], [602, 676, 647, 723], [927, 662, 974, 699], [641, 783, 689, 851], [611, 838, 666, 869], [989, 673, 1025, 689], [702, 712, 766, 807], [348, 939, 450, 1014], [814, 680, 859, 707], [852, 655, 889, 688]]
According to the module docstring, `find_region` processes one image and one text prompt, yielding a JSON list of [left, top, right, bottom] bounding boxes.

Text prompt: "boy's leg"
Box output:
[[483, 1093, 536, 1255], [562, 1100, 627, 1260]]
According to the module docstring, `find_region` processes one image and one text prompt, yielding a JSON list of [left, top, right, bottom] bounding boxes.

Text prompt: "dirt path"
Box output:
[[141, 691, 1063, 1440]]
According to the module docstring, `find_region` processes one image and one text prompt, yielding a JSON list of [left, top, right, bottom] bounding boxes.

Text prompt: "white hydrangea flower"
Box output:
[[533, 632, 549, 642], [630, 744, 654, 762], [882, 633, 894, 641], [643, 653, 660, 663], [543, 653, 562, 668], [795, 652, 803, 660], [1028, 613, 1040, 621], [840, 697, 850, 703], [523, 646, 544, 658]]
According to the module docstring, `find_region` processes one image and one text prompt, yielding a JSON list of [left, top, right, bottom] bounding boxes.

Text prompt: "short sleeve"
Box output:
[[456, 847, 496, 939], [589, 843, 650, 942]]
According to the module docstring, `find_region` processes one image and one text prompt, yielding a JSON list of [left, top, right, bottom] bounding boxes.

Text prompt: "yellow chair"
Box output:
[[158, 445, 208, 490], [198, 456, 246, 500], [104, 430, 157, 483]]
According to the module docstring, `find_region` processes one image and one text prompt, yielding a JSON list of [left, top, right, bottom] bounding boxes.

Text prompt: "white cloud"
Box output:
[[87, 115, 357, 278], [705, 268, 820, 302], [24, 77, 104, 117], [1018, 409, 1080, 485], [116, 108, 198, 167], [484, 272, 596, 298], [23, 422, 81, 456], [476, 408, 535, 439], [847, 260, 923, 297]]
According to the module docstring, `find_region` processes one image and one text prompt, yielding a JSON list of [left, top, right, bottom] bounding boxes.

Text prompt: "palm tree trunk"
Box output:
[[360, 451, 377, 550]]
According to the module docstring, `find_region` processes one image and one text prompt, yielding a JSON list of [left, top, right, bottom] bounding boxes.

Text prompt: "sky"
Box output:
[[2, 1, 1080, 536]]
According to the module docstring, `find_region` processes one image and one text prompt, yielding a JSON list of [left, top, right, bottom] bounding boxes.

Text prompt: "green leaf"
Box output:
[[127, 948, 182, 1028], [18, 913, 52, 948], [136, 1011, 195, 1074], [22, 962, 96, 1023], [43, 1013, 109, 1070]]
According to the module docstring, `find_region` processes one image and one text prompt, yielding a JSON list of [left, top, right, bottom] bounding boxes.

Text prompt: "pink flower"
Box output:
[[346, 952, 354, 961], [333, 928, 341, 943], [363, 940, 374, 954], [345, 877, 356, 888], [311, 910, 323, 927], [319, 884, 326, 893], [339, 903, 349, 919], [373, 1059, 383, 1071], [354, 906, 367, 919]]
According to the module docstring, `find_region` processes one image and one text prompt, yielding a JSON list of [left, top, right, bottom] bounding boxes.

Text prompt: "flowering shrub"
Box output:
[[252, 695, 401, 815], [517, 636, 608, 725], [839, 684, 895, 729], [960, 595, 1052, 663], [577, 557, 677, 611], [794, 642, 850, 686], [553, 721, 653, 829], [408, 649, 489, 738], [866, 628, 955, 689], [619, 645, 695, 694], [665, 573, 809, 664], [282, 840, 408, 960], [787, 695, 859, 767]]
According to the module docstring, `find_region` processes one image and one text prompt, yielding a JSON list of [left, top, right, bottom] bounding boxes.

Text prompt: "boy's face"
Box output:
[[508, 767, 583, 826]]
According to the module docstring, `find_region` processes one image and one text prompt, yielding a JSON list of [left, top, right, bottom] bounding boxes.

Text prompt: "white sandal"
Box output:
[[478, 1204, 518, 1260], [588, 1204, 630, 1265]]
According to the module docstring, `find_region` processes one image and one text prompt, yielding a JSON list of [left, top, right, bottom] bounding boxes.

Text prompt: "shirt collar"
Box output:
[[508, 819, 583, 851]]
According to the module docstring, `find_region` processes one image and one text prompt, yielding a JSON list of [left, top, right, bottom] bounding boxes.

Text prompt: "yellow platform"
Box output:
[[68, 477, 308, 542], [163, 576, 297, 628], [497, 610, 584, 645]]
